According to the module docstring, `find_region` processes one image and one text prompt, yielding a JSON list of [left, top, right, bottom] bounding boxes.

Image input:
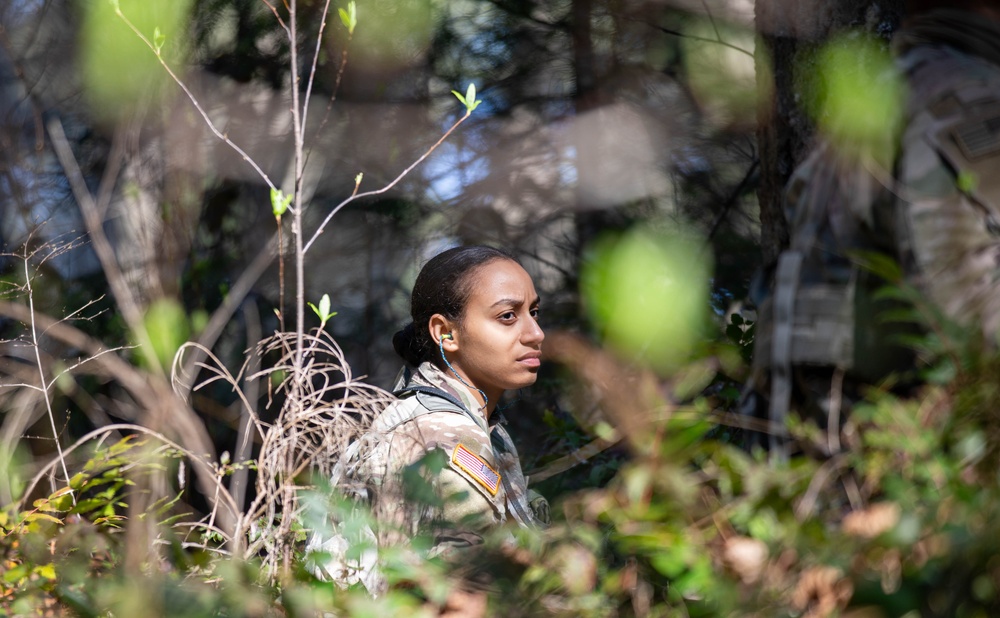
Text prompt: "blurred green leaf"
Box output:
[[806, 34, 904, 164], [581, 226, 712, 373], [84, 0, 193, 121], [957, 170, 979, 194], [153, 26, 165, 54], [142, 297, 190, 369]]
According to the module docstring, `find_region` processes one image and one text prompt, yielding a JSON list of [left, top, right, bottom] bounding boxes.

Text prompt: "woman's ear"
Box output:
[[429, 314, 459, 351]]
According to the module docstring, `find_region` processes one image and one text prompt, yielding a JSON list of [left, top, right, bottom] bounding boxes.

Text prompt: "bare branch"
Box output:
[[24, 251, 75, 497], [304, 111, 472, 253], [299, 0, 335, 148], [646, 22, 753, 59], [46, 117, 161, 375], [113, 6, 277, 190], [259, 0, 289, 31]]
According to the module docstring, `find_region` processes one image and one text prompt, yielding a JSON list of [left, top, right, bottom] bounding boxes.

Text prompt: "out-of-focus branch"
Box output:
[[0, 299, 237, 537], [46, 117, 162, 375]]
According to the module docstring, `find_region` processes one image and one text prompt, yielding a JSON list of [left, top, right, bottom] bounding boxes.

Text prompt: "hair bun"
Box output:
[[392, 322, 425, 366]]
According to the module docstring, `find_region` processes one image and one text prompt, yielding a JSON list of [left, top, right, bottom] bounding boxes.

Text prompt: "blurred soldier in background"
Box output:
[[746, 0, 1000, 459]]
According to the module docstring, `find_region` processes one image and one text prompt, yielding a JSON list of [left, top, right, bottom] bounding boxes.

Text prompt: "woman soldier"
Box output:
[[311, 246, 548, 590], [383, 245, 548, 533]]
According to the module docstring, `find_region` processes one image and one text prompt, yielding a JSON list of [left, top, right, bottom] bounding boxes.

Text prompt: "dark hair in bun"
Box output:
[[392, 245, 518, 366]]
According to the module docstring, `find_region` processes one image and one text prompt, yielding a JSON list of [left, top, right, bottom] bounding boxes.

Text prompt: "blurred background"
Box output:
[[0, 0, 907, 498], [23, 2, 1000, 617]]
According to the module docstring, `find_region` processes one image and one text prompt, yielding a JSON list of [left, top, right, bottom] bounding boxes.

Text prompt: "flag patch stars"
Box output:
[[452, 444, 501, 496]]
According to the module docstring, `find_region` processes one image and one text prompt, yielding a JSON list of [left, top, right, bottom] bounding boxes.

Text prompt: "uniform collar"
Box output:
[[394, 362, 509, 426], [412, 362, 490, 421]]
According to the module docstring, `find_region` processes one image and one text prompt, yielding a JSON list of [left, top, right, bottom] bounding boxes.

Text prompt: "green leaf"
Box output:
[[319, 294, 331, 320], [94, 514, 127, 528], [69, 472, 88, 490], [108, 434, 141, 456], [71, 498, 112, 516], [851, 249, 903, 282], [24, 512, 63, 525], [3, 564, 28, 583], [957, 170, 978, 194], [877, 308, 923, 325], [355, 172, 363, 185], [308, 293, 337, 326], [270, 187, 291, 217], [452, 83, 483, 113], [153, 27, 165, 55], [49, 486, 75, 499], [142, 299, 190, 370], [34, 564, 57, 581], [339, 1, 357, 35]]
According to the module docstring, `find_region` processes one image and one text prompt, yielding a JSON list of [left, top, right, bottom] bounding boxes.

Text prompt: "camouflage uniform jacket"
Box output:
[[347, 361, 540, 541], [892, 11, 1000, 339], [748, 9, 1000, 454]]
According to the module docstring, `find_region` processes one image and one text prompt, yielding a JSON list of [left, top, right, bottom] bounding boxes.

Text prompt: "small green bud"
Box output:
[[153, 27, 165, 55], [957, 171, 978, 195], [308, 293, 338, 326], [270, 187, 292, 217], [451, 83, 483, 113]]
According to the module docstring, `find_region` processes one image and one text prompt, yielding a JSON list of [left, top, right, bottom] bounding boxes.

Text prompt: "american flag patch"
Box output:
[[451, 444, 501, 496]]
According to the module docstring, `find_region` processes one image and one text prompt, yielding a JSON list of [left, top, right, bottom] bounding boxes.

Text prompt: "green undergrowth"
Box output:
[[6, 325, 1000, 617]]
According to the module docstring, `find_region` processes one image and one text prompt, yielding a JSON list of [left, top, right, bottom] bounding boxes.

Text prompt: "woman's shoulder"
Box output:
[[399, 409, 491, 453]]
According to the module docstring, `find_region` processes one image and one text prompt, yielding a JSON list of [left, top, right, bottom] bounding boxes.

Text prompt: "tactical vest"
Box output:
[[751, 39, 1000, 454], [335, 384, 535, 526], [307, 384, 535, 593]]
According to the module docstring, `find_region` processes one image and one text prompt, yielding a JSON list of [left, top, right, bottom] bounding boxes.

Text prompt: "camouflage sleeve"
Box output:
[[387, 412, 505, 531], [896, 105, 1000, 340]]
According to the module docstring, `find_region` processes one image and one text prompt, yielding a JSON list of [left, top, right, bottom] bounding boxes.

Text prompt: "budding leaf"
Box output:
[[339, 1, 357, 35], [270, 188, 292, 217], [355, 172, 363, 185], [153, 27, 165, 55], [452, 83, 482, 113], [308, 293, 337, 326]]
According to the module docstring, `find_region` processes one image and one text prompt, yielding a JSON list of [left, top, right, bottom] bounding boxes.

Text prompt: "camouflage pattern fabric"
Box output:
[[894, 35, 1000, 340], [747, 10, 1000, 457], [350, 362, 540, 544], [308, 361, 545, 593]]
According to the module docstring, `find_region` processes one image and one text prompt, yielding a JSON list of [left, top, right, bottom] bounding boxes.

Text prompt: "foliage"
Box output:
[[8, 0, 1000, 616], [10, 312, 1000, 616]]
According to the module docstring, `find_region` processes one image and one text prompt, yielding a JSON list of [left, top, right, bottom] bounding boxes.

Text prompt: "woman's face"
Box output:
[[445, 259, 544, 406]]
